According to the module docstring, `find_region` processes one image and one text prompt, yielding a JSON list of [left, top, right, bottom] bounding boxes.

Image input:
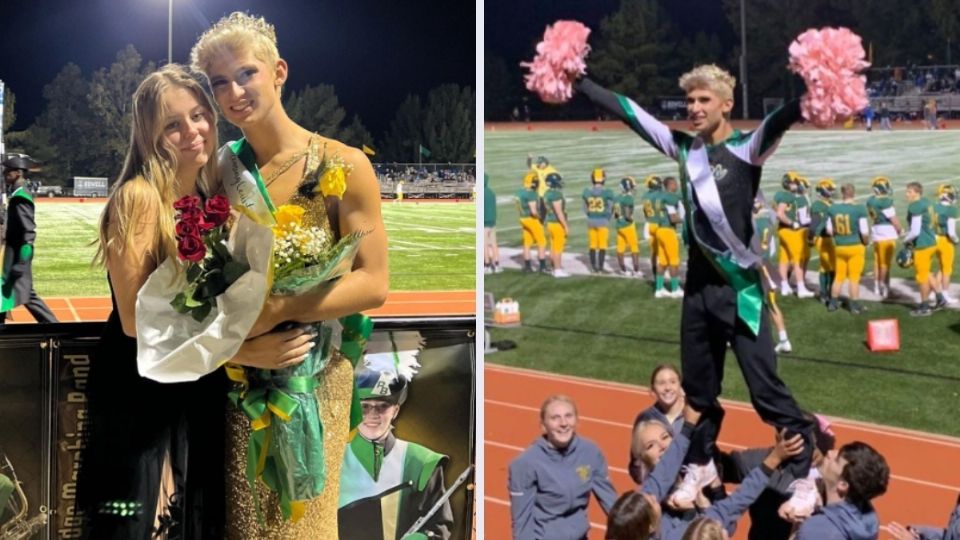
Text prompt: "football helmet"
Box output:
[[816, 178, 837, 199], [871, 176, 892, 195]]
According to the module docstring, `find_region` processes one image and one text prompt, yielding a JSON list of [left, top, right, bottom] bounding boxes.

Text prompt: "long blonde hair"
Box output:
[[95, 64, 219, 267]]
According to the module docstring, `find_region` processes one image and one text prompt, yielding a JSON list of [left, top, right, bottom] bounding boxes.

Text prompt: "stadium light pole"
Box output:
[[0, 79, 5, 158], [740, 0, 749, 119], [168, 0, 173, 64]]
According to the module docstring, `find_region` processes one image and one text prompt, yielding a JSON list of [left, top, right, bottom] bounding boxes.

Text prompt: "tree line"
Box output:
[[3, 45, 475, 185], [486, 0, 960, 120]]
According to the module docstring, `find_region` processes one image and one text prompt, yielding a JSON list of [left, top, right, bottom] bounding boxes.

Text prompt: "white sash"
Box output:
[[685, 140, 761, 269], [217, 140, 277, 226]]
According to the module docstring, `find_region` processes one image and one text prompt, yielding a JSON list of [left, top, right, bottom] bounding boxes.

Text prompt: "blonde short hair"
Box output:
[[681, 517, 726, 540], [539, 394, 578, 421], [190, 11, 279, 76], [678, 64, 736, 101]]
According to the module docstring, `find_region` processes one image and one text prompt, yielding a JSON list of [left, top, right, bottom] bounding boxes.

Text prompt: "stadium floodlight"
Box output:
[[168, 0, 173, 64], [740, 0, 748, 119]]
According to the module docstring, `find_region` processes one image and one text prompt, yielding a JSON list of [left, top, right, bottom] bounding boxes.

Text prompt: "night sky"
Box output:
[[485, 0, 735, 72], [0, 0, 475, 137]]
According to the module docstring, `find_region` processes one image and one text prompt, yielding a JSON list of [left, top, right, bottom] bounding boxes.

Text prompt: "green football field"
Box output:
[[486, 128, 960, 437], [487, 129, 959, 283], [30, 201, 476, 296]]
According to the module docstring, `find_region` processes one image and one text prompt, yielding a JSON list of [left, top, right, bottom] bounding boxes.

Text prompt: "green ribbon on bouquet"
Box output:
[[227, 368, 320, 523]]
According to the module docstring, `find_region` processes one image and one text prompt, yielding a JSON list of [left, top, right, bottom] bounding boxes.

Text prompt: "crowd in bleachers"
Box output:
[[374, 163, 476, 185], [867, 65, 960, 97], [374, 163, 476, 199]]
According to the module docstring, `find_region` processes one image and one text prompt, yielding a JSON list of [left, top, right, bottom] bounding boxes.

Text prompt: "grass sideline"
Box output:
[[486, 270, 960, 437], [31, 201, 476, 297]]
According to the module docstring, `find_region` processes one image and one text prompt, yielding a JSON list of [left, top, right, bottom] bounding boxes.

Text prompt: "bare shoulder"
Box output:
[[316, 136, 372, 173]]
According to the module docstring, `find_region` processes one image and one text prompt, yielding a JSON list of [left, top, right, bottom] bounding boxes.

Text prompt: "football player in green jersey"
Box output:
[[613, 176, 642, 277], [824, 184, 870, 314], [933, 184, 958, 303], [775, 172, 815, 298], [582, 168, 616, 273], [754, 197, 792, 353], [528, 154, 559, 225], [904, 182, 947, 315], [484, 174, 500, 274], [640, 175, 663, 282], [795, 176, 814, 279], [865, 176, 902, 298], [544, 172, 571, 278], [809, 179, 837, 304], [517, 171, 548, 273], [654, 177, 685, 298]]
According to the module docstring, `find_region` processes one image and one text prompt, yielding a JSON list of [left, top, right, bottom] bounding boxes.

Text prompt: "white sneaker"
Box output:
[[670, 460, 719, 506], [780, 478, 820, 520], [796, 287, 815, 299], [775, 340, 792, 354], [655, 289, 670, 299], [634, 270, 644, 279], [943, 292, 957, 304], [484, 266, 493, 274], [670, 288, 684, 299], [781, 284, 794, 296], [552, 268, 571, 278]]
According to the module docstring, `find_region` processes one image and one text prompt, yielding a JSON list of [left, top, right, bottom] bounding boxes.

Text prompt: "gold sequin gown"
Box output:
[[225, 138, 352, 539]]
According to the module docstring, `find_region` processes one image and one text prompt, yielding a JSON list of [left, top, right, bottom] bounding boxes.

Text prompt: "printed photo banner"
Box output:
[[0, 319, 475, 540]]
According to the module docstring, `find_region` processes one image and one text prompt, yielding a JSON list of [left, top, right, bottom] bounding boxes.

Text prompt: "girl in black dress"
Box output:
[[79, 64, 314, 539]]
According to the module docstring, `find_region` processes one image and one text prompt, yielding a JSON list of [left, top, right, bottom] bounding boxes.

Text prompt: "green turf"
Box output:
[[486, 270, 960, 437], [30, 201, 475, 296]]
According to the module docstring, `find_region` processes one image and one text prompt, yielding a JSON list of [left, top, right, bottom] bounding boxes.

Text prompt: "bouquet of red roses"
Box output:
[[169, 194, 250, 322], [136, 195, 274, 383]]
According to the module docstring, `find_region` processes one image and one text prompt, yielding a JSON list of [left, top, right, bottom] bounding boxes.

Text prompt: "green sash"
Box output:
[[677, 145, 763, 336], [218, 139, 277, 225]]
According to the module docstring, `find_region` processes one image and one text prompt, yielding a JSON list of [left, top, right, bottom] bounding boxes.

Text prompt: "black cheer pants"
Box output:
[[680, 278, 813, 480]]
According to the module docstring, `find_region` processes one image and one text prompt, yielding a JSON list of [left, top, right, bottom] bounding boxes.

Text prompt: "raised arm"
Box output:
[[641, 422, 693, 501], [707, 430, 804, 534], [703, 463, 773, 534], [739, 100, 803, 165], [575, 78, 688, 160]]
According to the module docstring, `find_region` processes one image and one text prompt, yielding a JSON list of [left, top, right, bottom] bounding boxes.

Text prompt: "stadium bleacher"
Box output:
[[375, 162, 476, 199]]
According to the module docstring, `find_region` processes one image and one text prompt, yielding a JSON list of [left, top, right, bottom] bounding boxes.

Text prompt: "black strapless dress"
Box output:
[[77, 292, 227, 539]]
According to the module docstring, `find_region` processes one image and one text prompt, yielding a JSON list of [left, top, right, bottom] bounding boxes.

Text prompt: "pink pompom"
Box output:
[[521, 20, 592, 104], [788, 27, 871, 128], [814, 414, 835, 438]]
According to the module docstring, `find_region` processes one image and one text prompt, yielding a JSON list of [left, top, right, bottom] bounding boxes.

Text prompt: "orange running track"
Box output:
[[485, 364, 960, 540], [3, 290, 475, 323]]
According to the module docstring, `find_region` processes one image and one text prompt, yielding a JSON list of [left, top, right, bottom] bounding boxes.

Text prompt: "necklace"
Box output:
[[261, 135, 319, 187], [262, 149, 308, 187]]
